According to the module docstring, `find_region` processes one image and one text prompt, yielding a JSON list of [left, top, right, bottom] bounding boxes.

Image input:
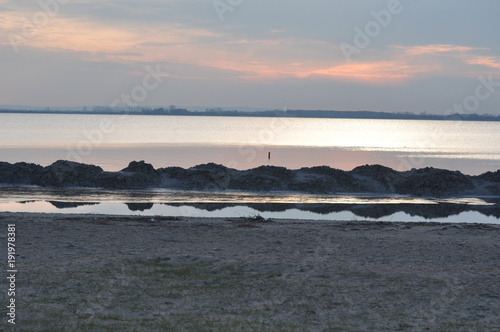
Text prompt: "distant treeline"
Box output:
[[1, 107, 500, 122]]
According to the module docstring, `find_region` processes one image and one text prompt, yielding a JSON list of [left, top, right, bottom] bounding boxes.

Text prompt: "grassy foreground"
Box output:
[[1, 213, 499, 331]]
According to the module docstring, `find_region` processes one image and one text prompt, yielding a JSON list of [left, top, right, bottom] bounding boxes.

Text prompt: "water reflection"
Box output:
[[0, 186, 495, 205], [2, 199, 499, 224], [1, 186, 499, 224], [125, 203, 154, 212], [49, 201, 100, 209]]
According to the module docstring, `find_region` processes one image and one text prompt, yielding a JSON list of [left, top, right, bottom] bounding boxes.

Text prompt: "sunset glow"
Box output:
[[0, 0, 499, 113]]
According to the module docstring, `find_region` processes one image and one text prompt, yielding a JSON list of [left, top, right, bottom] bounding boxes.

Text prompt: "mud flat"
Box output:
[[1, 212, 499, 331]]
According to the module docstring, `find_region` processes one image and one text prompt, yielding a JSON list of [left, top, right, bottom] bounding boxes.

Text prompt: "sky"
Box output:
[[0, 0, 499, 114]]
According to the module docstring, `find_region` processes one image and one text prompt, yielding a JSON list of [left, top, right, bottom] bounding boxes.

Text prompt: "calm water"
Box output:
[[0, 187, 498, 224], [1, 113, 500, 174]]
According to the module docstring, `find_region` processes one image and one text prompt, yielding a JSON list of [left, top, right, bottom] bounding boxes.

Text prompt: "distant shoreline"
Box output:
[[1, 108, 500, 122]]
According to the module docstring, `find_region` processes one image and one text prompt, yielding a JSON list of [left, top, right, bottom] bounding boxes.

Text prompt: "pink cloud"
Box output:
[[2, 8, 497, 86], [309, 62, 415, 81], [396, 44, 483, 56], [467, 56, 500, 70]]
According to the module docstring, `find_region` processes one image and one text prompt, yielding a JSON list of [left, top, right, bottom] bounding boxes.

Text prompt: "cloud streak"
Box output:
[[0, 0, 499, 113]]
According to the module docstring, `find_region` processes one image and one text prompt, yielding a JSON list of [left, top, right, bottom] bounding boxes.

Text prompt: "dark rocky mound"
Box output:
[[96, 171, 159, 189], [476, 170, 500, 183], [350, 164, 403, 192], [94, 160, 160, 189], [394, 168, 474, 196], [121, 160, 157, 175], [38, 160, 103, 187], [228, 165, 363, 193], [472, 172, 500, 195], [158, 163, 233, 190], [0, 160, 499, 197], [0, 162, 43, 185], [229, 166, 293, 191], [292, 166, 363, 193]]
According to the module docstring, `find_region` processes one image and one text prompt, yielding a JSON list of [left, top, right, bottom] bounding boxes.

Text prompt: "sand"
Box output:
[[1, 212, 499, 331]]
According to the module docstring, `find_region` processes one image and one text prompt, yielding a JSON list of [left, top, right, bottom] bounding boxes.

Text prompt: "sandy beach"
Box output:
[[1, 212, 499, 331]]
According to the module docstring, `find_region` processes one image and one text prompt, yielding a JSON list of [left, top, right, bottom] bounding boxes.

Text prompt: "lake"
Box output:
[[1, 113, 500, 174]]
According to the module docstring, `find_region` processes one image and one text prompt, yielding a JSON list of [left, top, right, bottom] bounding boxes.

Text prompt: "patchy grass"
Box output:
[[9, 255, 499, 331]]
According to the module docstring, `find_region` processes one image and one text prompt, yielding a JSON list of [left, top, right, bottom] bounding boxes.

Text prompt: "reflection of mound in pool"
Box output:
[[161, 201, 500, 220], [48, 201, 100, 209], [125, 203, 154, 212]]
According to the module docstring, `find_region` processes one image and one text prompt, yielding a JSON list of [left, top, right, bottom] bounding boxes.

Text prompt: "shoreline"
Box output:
[[3, 211, 500, 226], [3, 108, 500, 122], [1, 212, 499, 330]]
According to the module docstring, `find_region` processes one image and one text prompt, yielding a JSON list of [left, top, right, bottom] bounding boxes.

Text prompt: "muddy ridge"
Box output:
[[1, 160, 499, 196]]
